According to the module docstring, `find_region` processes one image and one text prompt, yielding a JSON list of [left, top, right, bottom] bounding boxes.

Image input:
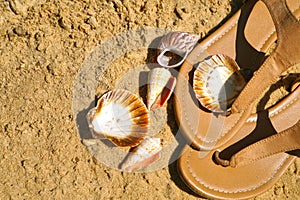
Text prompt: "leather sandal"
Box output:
[[174, 0, 300, 150], [174, 0, 300, 199]]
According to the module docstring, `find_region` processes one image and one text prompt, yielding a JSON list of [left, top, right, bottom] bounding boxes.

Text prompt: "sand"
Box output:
[[0, 0, 299, 199]]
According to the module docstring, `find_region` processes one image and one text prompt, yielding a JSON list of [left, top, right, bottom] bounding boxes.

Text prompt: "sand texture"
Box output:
[[0, 0, 299, 199]]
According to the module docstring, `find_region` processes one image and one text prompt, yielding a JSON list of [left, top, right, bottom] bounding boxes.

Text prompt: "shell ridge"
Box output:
[[88, 89, 149, 147]]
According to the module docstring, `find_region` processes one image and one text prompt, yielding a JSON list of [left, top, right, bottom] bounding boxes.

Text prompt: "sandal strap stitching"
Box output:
[[187, 149, 289, 193]]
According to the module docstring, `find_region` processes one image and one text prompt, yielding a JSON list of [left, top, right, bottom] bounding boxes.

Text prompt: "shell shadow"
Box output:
[[138, 71, 149, 105], [75, 99, 116, 148], [76, 100, 95, 140]]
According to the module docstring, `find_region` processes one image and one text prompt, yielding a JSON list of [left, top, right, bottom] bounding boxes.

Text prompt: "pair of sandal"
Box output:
[[174, 0, 300, 199]]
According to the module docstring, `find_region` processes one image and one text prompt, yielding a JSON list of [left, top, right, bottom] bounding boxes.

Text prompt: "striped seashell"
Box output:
[[193, 54, 247, 113], [87, 89, 149, 147], [119, 136, 162, 172], [147, 67, 176, 109], [157, 31, 200, 68]]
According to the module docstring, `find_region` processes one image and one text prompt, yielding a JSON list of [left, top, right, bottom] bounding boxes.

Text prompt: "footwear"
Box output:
[[178, 91, 299, 199], [174, 0, 300, 151], [174, 0, 300, 199]]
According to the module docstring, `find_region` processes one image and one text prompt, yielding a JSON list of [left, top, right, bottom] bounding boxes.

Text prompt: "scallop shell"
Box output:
[[157, 31, 200, 68], [87, 89, 149, 147], [119, 136, 162, 172], [147, 67, 177, 109], [193, 54, 247, 113]]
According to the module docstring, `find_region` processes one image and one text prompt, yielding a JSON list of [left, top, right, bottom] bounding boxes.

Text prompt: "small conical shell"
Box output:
[[157, 31, 200, 68], [193, 54, 247, 113], [87, 89, 149, 147], [119, 136, 162, 172], [147, 67, 176, 109]]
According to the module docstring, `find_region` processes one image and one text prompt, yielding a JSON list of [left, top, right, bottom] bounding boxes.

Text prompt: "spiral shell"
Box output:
[[147, 67, 176, 109], [193, 54, 247, 113], [87, 89, 149, 147], [119, 136, 162, 172], [157, 31, 200, 68]]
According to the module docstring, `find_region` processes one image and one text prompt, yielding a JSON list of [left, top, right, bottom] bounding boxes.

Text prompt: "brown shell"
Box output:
[[87, 89, 149, 147], [193, 54, 247, 113]]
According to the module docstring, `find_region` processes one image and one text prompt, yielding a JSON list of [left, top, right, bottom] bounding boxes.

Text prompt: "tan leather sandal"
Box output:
[[174, 0, 300, 150], [174, 0, 300, 199]]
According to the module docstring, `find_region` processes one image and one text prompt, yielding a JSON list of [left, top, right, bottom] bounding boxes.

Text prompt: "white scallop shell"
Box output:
[[147, 67, 176, 109], [157, 31, 200, 68], [193, 54, 247, 113], [119, 136, 162, 172], [87, 89, 149, 147]]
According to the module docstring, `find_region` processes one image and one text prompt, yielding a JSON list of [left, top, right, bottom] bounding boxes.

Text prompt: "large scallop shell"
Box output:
[[119, 136, 162, 172], [87, 89, 149, 147], [157, 31, 200, 68], [147, 67, 176, 109], [193, 54, 247, 113]]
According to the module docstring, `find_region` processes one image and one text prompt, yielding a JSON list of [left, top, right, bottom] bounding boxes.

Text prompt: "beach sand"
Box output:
[[0, 0, 299, 199]]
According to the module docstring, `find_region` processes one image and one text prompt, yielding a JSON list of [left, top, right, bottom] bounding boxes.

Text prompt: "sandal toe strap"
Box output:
[[215, 120, 300, 167]]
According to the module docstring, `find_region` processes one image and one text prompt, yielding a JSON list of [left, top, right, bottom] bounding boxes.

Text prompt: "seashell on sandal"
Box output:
[[193, 54, 247, 114], [175, 0, 300, 199]]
